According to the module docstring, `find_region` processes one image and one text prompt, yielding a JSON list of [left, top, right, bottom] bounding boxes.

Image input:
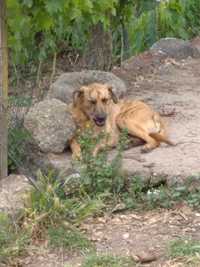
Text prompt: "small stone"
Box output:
[[122, 233, 130, 239]]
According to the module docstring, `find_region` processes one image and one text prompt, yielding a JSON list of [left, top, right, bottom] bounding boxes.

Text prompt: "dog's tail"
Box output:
[[149, 113, 175, 146]]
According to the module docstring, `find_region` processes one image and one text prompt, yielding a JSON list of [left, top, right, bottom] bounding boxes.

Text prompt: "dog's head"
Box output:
[[73, 83, 118, 127]]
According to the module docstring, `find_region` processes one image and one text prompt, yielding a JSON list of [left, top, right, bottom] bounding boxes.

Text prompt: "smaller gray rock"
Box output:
[[45, 152, 74, 177], [0, 175, 31, 214], [47, 70, 127, 104], [151, 38, 200, 59], [191, 36, 200, 56], [24, 99, 76, 153]]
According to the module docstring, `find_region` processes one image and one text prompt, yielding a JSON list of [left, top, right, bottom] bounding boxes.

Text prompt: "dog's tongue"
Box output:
[[97, 118, 104, 123], [94, 118, 105, 126]]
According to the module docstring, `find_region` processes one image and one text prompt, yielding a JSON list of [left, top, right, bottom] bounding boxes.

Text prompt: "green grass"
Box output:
[[0, 212, 30, 265], [168, 239, 200, 266], [169, 239, 200, 258], [81, 254, 135, 267], [48, 225, 94, 252]]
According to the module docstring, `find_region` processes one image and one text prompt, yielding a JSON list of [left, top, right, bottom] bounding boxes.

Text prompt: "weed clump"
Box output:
[[0, 212, 31, 264]]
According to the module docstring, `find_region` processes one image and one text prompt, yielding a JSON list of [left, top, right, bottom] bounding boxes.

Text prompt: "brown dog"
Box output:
[[69, 83, 174, 158]]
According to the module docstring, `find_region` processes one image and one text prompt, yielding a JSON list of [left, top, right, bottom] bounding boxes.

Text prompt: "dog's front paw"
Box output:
[[72, 152, 82, 161]]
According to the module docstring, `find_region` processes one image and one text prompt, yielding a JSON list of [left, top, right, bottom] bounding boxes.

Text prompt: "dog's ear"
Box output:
[[72, 90, 81, 106], [107, 85, 118, 104], [72, 86, 87, 106]]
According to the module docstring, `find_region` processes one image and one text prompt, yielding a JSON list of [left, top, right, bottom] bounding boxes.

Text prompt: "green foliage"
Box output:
[[128, 9, 157, 54], [157, 0, 188, 39], [48, 225, 93, 252], [183, 0, 200, 36], [6, 0, 200, 71], [123, 0, 200, 56], [81, 254, 135, 267], [7, 0, 118, 65]]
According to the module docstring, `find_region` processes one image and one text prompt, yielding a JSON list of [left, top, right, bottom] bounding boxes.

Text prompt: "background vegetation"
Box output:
[[7, 0, 200, 72]]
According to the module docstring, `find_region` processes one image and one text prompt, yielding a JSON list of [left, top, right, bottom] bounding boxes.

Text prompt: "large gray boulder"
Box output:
[[151, 38, 200, 59], [47, 70, 127, 104], [24, 99, 76, 153]]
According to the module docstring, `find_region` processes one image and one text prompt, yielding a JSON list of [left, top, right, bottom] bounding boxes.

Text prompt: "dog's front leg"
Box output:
[[93, 143, 106, 157], [93, 138, 117, 157], [70, 138, 81, 160]]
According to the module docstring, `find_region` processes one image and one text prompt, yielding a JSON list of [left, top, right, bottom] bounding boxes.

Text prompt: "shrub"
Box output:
[[23, 170, 104, 239], [74, 128, 129, 197]]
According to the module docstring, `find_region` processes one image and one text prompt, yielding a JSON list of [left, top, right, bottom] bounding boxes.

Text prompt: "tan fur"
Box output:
[[69, 83, 174, 158]]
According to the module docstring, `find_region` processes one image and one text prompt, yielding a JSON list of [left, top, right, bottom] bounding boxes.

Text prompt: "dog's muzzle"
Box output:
[[94, 115, 107, 127]]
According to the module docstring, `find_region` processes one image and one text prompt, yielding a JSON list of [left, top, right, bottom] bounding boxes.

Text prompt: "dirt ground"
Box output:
[[82, 205, 200, 267], [17, 206, 200, 267]]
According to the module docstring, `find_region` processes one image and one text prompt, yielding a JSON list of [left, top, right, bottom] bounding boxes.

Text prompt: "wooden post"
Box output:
[[0, 0, 8, 179]]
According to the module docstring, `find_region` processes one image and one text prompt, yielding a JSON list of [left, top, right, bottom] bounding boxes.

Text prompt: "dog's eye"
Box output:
[[102, 98, 108, 103], [90, 99, 96, 105]]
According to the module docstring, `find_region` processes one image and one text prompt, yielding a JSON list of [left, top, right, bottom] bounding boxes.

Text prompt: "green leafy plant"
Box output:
[[7, 0, 118, 65], [74, 128, 129, 197]]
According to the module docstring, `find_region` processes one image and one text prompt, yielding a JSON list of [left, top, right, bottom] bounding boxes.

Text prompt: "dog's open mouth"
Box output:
[[94, 118, 106, 127]]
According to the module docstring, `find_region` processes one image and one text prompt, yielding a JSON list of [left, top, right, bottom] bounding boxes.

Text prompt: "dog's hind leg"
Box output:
[[117, 118, 159, 152]]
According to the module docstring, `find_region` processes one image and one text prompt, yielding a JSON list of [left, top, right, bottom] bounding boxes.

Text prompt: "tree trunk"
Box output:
[[83, 22, 113, 71], [0, 0, 8, 179]]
